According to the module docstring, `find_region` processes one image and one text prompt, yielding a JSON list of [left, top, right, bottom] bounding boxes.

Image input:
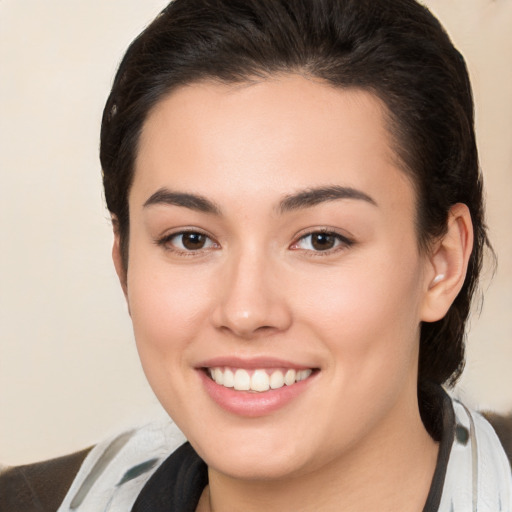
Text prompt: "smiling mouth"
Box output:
[[205, 367, 316, 393]]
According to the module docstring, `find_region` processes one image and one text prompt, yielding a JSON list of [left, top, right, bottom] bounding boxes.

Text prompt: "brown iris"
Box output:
[[181, 232, 207, 250], [310, 232, 337, 251]]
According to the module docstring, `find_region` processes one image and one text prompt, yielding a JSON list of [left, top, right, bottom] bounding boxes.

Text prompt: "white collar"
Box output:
[[438, 399, 512, 511], [58, 398, 512, 512]]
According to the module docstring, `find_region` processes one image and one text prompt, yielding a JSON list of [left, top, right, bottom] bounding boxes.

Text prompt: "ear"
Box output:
[[111, 215, 129, 301], [420, 203, 474, 322]]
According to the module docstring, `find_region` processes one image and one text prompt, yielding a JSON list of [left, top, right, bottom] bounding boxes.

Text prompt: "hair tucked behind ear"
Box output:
[[100, 0, 491, 388]]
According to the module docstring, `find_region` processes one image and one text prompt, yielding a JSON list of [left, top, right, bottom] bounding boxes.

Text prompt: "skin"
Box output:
[[113, 75, 473, 511]]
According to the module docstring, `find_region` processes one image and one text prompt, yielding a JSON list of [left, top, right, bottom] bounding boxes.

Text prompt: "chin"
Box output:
[[205, 448, 310, 481], [189, 423, 328, 481]]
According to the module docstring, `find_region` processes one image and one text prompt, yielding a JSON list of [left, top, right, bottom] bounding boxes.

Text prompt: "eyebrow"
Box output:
[[143, 188, 222, 215], [143, 184, 377, 216], [278, 185, 377, 213]]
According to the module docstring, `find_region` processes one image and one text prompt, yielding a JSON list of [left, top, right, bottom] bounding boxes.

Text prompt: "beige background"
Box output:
[[1, 0, 511, 465]]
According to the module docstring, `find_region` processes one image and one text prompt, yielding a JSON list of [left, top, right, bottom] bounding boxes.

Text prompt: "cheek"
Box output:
[[125, 255, 217, 418], [295, 245, 424, 374], [126, 253, 214, 357]]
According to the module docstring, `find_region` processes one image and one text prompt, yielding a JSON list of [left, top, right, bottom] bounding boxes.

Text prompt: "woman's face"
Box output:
[[121, 75, 435, 480]]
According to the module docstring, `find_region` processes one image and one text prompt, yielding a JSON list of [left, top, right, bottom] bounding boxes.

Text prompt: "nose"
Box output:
[[211, 249, 292, 339]]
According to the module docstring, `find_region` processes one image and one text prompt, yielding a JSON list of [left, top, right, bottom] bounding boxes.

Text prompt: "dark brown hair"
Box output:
[[100, 0, 490, 388]]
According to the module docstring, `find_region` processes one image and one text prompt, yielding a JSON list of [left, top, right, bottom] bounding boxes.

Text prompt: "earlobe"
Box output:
[[111, 216, 129, 301], [420, 204, 474, 322]]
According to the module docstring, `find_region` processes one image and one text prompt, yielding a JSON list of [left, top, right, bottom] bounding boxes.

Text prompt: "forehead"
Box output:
[[132, 75, 414, 214]]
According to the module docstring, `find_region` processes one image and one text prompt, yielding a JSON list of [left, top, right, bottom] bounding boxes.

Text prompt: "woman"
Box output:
[[2, 0, 511, 510]]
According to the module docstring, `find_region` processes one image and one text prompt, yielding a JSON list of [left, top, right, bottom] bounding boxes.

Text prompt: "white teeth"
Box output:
[[223, 368, 234, 388], [233, 369, 251, 391], [251, 370, 270, 392], [208, 367, 313, 392], [213, 368, 224, 385], [269, 370, 285, 389], [284, 369, 296, 386], [296, 369, 312, 381]]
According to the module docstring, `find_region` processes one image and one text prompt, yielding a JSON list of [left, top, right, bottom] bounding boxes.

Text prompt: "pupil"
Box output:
[[312, 233, 335, 250], [183, 233, 205, 250]]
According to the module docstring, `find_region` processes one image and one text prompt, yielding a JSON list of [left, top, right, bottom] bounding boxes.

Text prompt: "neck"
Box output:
[[198, 393, 439, 512]]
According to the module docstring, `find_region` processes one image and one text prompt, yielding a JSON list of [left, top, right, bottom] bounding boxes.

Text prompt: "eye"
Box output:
[[291, 230, 352, 252], [158, 231, 219, 252]]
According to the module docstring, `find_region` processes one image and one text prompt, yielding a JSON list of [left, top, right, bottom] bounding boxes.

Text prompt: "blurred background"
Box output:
[[1, 0, 511, 465]]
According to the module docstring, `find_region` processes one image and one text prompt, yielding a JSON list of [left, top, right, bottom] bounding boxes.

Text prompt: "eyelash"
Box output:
[[290, 229, 354, 255], [155, 229, 220, 256], [155, 228, 354, 256]]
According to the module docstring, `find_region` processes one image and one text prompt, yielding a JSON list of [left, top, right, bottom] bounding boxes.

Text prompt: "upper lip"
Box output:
[[196, 356, 316, 370]]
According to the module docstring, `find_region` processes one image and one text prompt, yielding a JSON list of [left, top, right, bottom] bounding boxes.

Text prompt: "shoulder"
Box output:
[[0, 448, 92, 512], [57, 417, 186, 511], [439, 399, 512, 511], [482, 410, 512, 467], [0, 416, 186, 512], [2, 408, 510, 512]]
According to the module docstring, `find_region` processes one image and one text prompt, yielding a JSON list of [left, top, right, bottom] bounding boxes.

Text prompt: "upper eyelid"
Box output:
[[155, 229, 219, 251], [289, 230, 354, 254], [293, 228, 353, 243], [158, 227, 215, 241], [155, 227, 353, 250]]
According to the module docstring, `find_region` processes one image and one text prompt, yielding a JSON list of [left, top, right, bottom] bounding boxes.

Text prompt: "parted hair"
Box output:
[[100, 0, 490, 389]]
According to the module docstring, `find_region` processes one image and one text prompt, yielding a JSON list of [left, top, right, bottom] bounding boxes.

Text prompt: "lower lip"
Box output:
[[198, 370, 316, 417]]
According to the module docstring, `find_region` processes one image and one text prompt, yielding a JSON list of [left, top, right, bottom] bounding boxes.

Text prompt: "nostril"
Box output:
[[255, 325, 275, 332]]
